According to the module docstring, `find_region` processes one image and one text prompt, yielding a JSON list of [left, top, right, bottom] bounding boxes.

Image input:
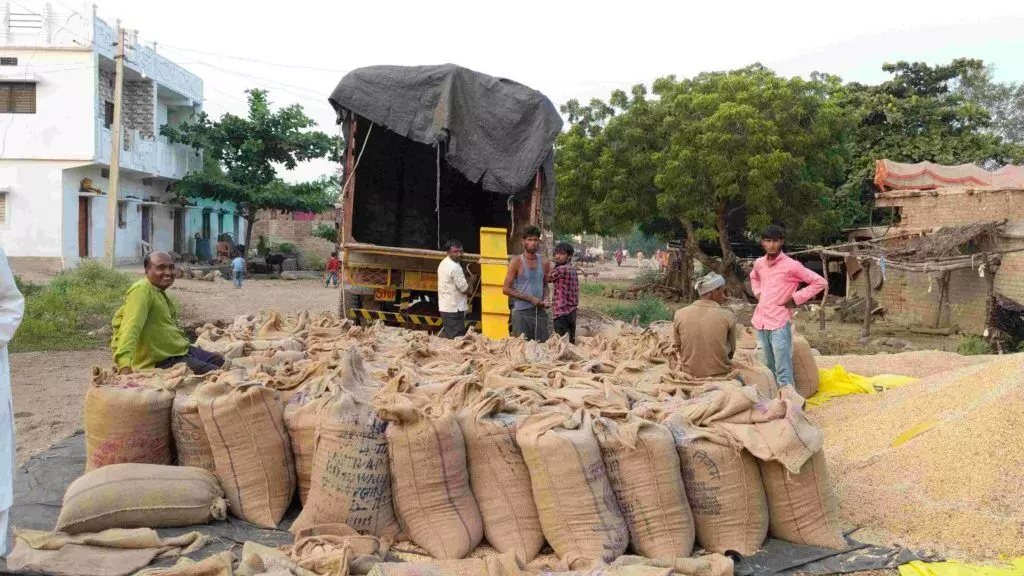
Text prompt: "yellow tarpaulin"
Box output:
[[900, 558, 1024, 576], [806, 365, 916, 407]]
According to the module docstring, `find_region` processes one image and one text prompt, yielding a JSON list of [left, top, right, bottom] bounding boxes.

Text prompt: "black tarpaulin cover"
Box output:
[[329, 63, 561, 220]]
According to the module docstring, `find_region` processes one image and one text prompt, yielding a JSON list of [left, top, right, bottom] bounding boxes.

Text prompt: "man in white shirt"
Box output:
[[0, 247, 24, 555], [437, 240, 474, 339]]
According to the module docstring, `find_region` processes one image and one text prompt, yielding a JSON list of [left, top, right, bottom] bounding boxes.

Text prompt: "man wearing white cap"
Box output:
[[672, 272, 736, 378]]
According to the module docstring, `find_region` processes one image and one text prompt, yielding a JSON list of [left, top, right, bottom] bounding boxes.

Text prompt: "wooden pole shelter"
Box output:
[[861, 259, 872, 339], [819, 253, 828, 331], [932, 271, 951, 329]]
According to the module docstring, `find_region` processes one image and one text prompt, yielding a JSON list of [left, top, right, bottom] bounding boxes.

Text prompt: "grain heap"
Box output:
[[812, 354, 1024, 559], [75, 310, 848, 573]]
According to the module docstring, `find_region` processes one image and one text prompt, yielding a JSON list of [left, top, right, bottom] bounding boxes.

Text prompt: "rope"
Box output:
[[338, 121, 373, 320], [436, 142, 441, 250]]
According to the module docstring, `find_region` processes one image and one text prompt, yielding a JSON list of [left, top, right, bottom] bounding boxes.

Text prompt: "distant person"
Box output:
[[636, 250, 645, 270], [0, 247, 24, 557], [216, 234, 231, 263], [112, 251, 225, 375], [749, 225, 827, 388], [614, 247, 624, 267], [325, 251, 340, 288], [437, 240, 473, 339], [231, 249, 246, 289], [673, 272, 736, 378], [503, 226, 551, 341], [550, 242, 580, 343]]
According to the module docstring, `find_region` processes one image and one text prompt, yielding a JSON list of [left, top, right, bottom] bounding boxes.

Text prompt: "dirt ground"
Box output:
[[9, 276, 341, 465]]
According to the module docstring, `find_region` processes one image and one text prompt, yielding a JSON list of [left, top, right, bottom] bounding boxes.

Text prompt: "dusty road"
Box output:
[[10, 276, 341, 464]]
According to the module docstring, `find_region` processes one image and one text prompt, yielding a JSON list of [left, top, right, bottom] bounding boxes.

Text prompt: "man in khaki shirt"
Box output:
[[673, 272, 737, 378]]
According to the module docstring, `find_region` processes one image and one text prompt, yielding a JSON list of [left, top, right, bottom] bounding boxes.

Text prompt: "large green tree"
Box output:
[[161, 89, 337, 250]]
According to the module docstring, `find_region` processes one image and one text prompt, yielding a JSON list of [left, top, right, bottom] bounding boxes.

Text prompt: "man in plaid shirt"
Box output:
[[550, 242, 580, 343]]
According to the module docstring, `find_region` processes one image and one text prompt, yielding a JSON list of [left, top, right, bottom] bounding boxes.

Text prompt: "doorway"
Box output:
[[78, 197, 89, 258], [141, 205, 152, 245], [173, 209, 185, 255]]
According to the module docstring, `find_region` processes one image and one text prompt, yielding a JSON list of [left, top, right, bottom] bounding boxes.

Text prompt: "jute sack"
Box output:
[[665, 420, 768, 556], [592, 416, 695, 558], [374, 379, 482, 560], [85, 369, 175, 471], [732, 355, 779, 399], [196, 381, 295, 528], [457, 390, 543, 563], [283, 374, 336, 506], [171, 392, 216, 473], [56, 463, 227, 534], [791, 328, 819, 398], [760, 450, 846, 549], [291, 350, 398, 537], [517, 409, 628, 570]]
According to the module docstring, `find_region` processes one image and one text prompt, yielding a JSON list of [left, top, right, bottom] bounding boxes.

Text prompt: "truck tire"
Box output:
[[341, 291, 361, 325]]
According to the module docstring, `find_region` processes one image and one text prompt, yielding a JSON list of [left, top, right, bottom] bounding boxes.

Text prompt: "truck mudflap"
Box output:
[[347, 308, 482, 331]]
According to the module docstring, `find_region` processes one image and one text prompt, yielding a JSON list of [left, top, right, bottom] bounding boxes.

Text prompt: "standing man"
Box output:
[[437, 240, 474, 339], [503, 226, 552, 341], [749, 225, 827, 388], [231, 249, 246, 289], [112, 251, 225, 374], [672, 272, 735, 378], [325, 251, 340, 289], [550, 242, 579, 343], [0, 247, 24, 556]]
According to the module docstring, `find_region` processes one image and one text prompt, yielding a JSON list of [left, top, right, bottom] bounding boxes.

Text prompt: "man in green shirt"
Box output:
[[111, 251, 224, 374]]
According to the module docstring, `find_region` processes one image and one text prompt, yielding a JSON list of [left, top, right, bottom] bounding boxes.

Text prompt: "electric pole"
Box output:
[[104, 22, 125, 268]]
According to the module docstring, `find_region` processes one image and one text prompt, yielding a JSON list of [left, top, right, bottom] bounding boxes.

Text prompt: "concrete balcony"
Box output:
[[93, 17, 202, 104], [97, 122, 200, 180]]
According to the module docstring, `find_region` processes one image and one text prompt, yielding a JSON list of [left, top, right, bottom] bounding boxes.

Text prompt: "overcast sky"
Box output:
[[40, 0, 1024, 181]]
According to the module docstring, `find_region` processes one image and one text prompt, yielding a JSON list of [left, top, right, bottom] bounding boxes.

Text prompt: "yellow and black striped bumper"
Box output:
[[347, 309, 481, 330]]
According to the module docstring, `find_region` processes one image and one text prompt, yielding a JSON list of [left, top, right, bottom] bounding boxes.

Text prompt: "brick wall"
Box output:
[[251, 214, 336, 260], [865, 188, 1024, 332], [123, 81, 155, 139]]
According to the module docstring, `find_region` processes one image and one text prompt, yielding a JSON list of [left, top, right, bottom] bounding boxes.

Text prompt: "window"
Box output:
[[104, 101, 114, 128], [117, 201, 127, 229], [0, 57, 17, 66], [0, 192, 8, 228], [0, 82, 35, 114], [100, 168, 110, 179]]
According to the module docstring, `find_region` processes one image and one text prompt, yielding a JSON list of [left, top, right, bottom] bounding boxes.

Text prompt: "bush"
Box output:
[[273, 242, 297, 256], [605, 297, 673, 327], [632, 268, 665, 288], [11, 261, 135, 353], [312, 223, 338, 244], [580, 282, 607, 296], [957, 334, 992, 356], [306, 253, 326, 272]]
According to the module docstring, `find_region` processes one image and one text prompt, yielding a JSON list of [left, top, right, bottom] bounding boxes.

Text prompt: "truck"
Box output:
[[327, 64, 562, 331]]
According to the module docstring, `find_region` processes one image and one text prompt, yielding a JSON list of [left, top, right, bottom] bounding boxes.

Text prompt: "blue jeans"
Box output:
[[325, 271, 338, 287], [757, 322, 794, 387], [233, 270, 243, 288]]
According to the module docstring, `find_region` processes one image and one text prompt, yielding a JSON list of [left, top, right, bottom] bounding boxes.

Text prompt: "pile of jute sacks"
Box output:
[[65, 311, 841, 575]]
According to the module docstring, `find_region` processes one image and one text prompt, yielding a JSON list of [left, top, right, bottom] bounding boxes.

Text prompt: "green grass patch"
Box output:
[[580, 282, 607, 296], [11, 262, 135, 353], [956, 334, 991, 356], [605, 297, 674, 327]]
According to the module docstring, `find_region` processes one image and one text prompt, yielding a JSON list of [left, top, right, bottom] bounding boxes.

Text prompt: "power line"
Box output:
[[153, 43, 349, 74]]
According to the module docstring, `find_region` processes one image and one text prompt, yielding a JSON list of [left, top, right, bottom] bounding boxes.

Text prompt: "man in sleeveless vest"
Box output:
[[502, 226, 552, 341]]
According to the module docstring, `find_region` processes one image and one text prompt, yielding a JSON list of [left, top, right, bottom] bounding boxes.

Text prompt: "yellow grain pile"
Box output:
[[815, 350, 993, 378], [812, 354, 1024, 559]]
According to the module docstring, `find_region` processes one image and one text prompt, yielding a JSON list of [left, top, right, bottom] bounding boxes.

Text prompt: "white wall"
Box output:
[[0, 161, 68, 257], [0, 49, 95, 160]]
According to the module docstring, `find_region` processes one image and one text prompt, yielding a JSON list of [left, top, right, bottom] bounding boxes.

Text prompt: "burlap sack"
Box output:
[[517, 410, 628, 570], [670, 432, 768, 556], [196, 381, 295, 528], [592, 416, 695, 558], [85, 370, 175, 471], [375, 381, 482, 560], [366, 551, 525, 576], [457, 391, 543, 562], [732, 353, 778, 398], [291, 351, 398, 536], [283, 374, 336, 506], [56, 463, 227, 534], [760, 450, 846, 549], [171, 393, 216, 472], [791, 329, 819, 399]]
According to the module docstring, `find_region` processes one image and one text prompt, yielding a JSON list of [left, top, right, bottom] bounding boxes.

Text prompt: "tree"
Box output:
[[955, 63, 1024, 147], [162, 89, 337, 250]]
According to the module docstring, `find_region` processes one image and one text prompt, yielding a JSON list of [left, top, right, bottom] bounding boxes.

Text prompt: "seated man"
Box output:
[[673, 272, 737, 379], [112, 251, 224, 374]]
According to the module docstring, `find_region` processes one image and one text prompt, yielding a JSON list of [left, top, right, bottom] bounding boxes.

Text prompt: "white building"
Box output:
[[0, 3, 244, 272]]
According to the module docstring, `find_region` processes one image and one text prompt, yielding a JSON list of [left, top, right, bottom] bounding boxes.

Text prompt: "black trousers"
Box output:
[[156, 345, 225, 375], [439, 311, 468, 339], [553, 310, 577, 344]]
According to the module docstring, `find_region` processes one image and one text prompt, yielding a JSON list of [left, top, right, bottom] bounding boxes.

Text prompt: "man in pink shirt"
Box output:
[[749, 225, 827, 388]]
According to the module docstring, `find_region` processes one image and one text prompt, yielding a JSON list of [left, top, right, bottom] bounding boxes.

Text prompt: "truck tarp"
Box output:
[[329, 64, 562, 222]]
